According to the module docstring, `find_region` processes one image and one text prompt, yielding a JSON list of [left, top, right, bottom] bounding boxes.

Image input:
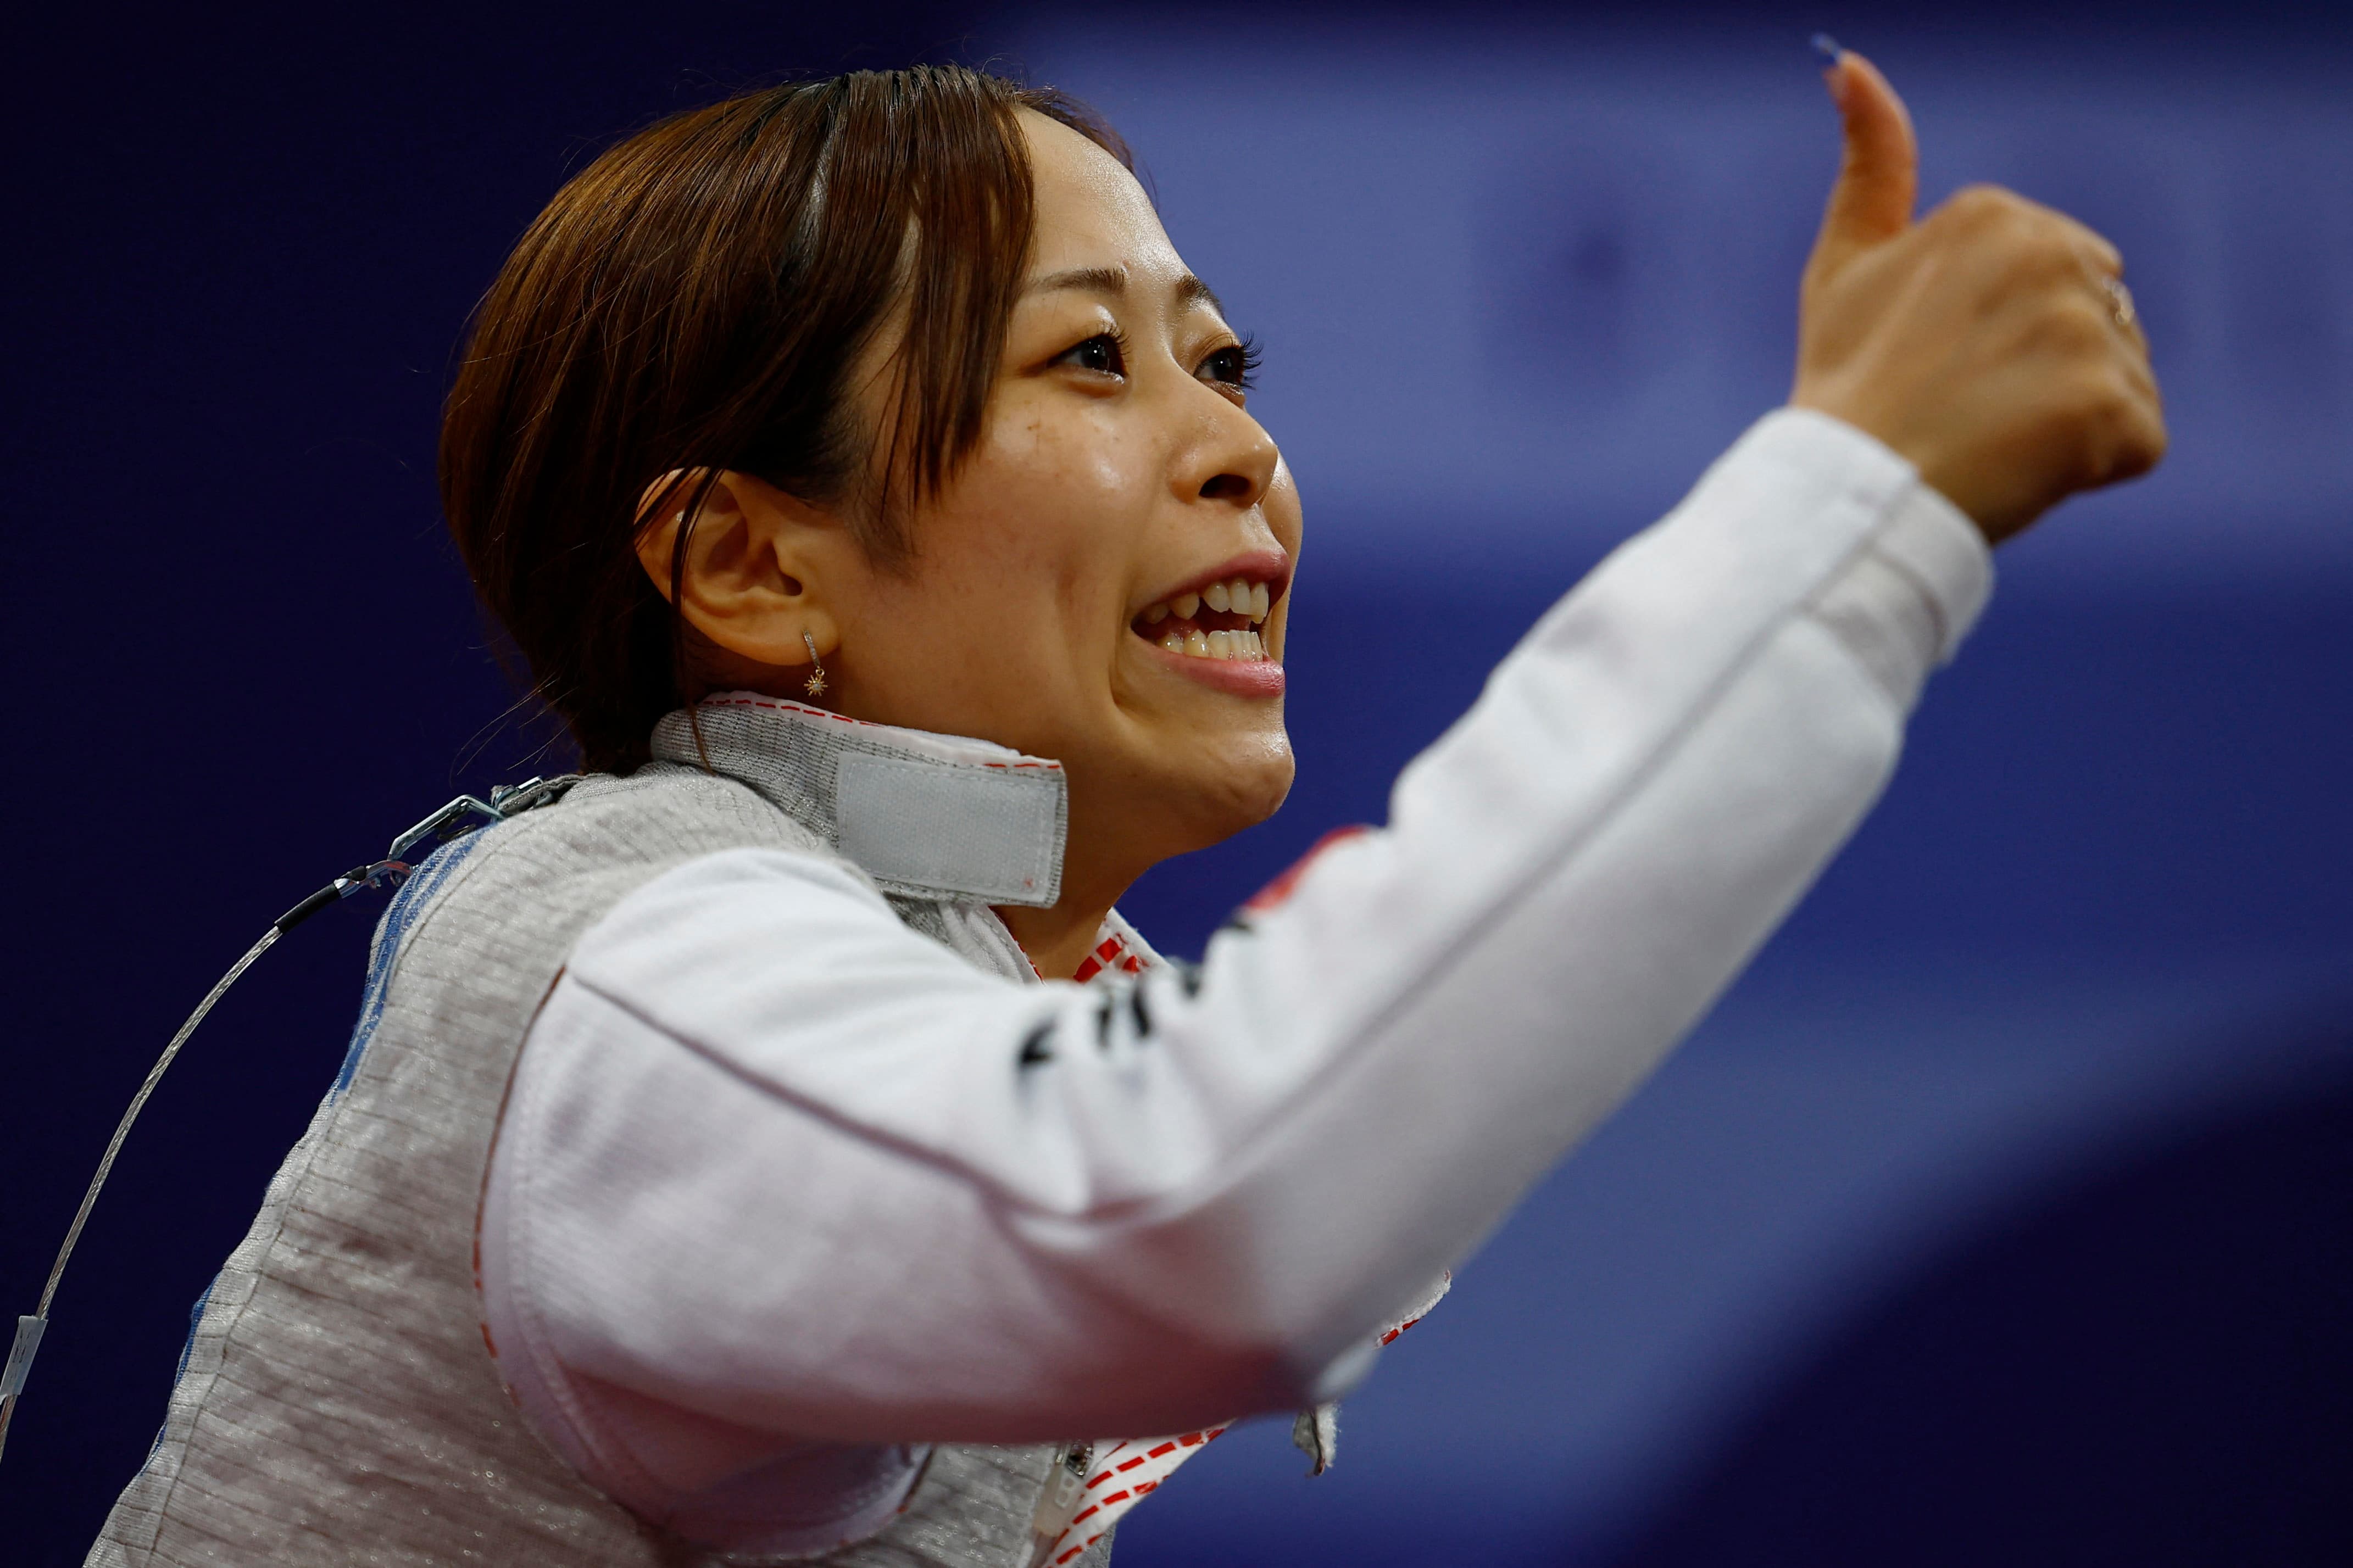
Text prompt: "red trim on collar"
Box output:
[[1071, 930, 1147, 985]]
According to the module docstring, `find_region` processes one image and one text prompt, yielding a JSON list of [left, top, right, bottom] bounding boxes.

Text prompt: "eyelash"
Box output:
[[1063, 326, 1132, 378], [1204, 333, 1261, 394], [1056, 329, 1261, 395]]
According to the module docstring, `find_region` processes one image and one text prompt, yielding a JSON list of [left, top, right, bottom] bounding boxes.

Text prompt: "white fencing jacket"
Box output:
[[477, 408, 1992, 1553]]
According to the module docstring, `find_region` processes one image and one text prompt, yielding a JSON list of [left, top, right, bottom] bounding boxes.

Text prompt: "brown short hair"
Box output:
[[438, 66, 1130, 773]]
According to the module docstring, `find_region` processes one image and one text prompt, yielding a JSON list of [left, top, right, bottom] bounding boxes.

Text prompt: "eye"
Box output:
[[1058, 330, 1127, 378], [1198, 334, 1261, 395]]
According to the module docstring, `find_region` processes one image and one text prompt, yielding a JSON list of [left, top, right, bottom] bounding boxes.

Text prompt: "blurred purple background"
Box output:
[[4, 3, 2347, 1563]]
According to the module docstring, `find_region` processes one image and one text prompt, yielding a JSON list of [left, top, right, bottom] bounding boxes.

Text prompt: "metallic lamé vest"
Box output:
[[88, 702, 1109, 1567]]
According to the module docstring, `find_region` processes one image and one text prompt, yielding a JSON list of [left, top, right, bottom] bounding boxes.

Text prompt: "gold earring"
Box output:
[[802, 631, 828, 699]]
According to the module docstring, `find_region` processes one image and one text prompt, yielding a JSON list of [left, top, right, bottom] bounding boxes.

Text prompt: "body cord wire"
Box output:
[[0, 925, 285, 1461], [0, 772, 576, 1466]]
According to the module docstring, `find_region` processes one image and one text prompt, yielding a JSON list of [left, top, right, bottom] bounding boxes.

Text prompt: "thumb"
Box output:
[[1811, 48, 1918, 275]]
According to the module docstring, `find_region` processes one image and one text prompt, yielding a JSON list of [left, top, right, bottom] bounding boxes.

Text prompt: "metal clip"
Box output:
[[385, 774, 581, 863], [2, 1317, 45, 1400], [1027, 1440, 1094, 1566]]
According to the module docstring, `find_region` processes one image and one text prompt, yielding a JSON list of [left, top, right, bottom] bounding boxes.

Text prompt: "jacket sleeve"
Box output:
[[477, 409, 1990, 1466]]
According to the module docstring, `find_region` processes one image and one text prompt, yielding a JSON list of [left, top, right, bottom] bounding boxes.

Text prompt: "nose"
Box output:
[[1176, 392, 1280, 512]]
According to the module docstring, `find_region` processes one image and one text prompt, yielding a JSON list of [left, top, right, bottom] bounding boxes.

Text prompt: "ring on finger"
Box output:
[[2099, 275, 2137, 331]]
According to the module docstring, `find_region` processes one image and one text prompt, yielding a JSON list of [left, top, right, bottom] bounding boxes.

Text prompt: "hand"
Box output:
[[1789, 51, 2167, 544]]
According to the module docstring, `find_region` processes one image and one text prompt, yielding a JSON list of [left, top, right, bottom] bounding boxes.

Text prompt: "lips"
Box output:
[[1130, 553, 1288, 696]]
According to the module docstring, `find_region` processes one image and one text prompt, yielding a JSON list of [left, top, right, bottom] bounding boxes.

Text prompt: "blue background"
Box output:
[[3, 3, 2347, 1562]]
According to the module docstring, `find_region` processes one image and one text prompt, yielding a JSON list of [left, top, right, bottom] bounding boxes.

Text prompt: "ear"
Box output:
[[634, 471, 855, 667]]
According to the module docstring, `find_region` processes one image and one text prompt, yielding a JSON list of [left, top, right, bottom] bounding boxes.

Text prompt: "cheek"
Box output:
[[882, 413, 1146, 681], [983, 399, 1144, 524], [954, 409, 1147, 610], [1266, 458, 1305, 554]]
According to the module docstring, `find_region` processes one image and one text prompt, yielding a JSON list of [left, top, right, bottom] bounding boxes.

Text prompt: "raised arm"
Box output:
[[475, 44, 2159, 1515]]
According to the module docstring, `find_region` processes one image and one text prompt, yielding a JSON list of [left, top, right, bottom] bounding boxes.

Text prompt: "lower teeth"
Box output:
[[1158, 628, 1263, 661]]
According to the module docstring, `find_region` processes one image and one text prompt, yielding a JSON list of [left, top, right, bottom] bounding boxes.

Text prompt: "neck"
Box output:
[[993, 897, 1117, 981], [995, 785, 1156, 978]]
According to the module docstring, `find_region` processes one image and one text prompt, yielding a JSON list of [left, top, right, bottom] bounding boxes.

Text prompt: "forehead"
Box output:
[[1017, 108, 1185, 282]]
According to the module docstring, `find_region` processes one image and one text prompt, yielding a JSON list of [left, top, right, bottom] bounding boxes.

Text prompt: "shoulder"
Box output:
[[385, 765, 839, 980], [472, 764, 819, 885]]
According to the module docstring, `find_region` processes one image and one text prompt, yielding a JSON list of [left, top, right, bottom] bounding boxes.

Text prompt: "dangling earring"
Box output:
[[802, 631, 828, 699]]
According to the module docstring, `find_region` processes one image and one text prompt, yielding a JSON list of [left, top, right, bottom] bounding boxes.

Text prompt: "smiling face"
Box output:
[[811, 109, 1303, 907]]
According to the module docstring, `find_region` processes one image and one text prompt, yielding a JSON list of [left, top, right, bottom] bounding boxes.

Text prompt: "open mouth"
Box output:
[[1131, 572, 1278, 663]]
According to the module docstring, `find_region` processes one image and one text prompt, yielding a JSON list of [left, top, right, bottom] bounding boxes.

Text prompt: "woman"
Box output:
[[89, 52, 2161, 1568]]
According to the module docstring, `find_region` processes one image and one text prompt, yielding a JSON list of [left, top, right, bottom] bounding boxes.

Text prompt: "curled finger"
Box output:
[[2111, 386, 2170, 483], [2091, 366, 2170, 485], [2049, 209, 2124, 278]]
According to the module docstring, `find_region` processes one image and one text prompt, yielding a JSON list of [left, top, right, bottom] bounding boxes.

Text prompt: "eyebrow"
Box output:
[[1025, 265, 1227, 321]]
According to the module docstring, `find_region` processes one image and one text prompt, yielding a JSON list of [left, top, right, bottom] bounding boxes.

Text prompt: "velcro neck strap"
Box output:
[[649, 695, 1067, 907]]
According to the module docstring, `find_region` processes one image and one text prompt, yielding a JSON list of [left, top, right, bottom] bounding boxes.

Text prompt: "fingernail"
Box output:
[[1811, 32, 1847, 105]]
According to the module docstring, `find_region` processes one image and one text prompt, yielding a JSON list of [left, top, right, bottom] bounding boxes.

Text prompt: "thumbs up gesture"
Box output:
[[1791, 50, 2166, 543]]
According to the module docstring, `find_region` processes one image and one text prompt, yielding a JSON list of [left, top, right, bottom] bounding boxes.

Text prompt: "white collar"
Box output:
[[648, 693, 1067, 907]]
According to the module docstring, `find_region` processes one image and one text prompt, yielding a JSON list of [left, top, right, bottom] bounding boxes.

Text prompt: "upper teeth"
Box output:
[[1143, 577, 1273, 629]]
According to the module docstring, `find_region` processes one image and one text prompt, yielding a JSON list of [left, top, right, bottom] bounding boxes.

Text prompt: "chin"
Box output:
[[1175, 741, 1295, 848]]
